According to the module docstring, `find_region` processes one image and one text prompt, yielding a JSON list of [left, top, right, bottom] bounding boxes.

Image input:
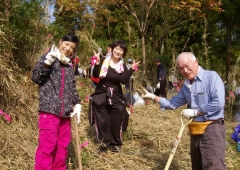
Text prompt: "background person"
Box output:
[[168, 70, 176, 90], [32, 33, 81, 170], [104, 43, 112, 58], [142, 52, 226, 170], [125, 58, 134, 91], [154, 57, 167, 98]]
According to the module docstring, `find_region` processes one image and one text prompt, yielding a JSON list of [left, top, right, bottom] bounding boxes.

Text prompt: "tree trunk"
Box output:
[[141, 34, 146, 75], [4, 0, 10, 22], [203, 17, 209, 69], [160, 41, 164, 55], [225, 25, 232, 80], [3, 0, 12, 62]]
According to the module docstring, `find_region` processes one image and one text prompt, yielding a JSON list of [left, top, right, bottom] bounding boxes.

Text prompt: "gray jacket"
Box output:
[[32, 55, 80, 117]]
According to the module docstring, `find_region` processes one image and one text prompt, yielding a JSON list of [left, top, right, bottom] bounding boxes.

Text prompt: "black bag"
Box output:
[[88, 92, 107, 126], [91, 92, 107, 106]]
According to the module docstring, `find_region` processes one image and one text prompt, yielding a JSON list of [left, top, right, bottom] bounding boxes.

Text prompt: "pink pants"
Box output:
[[34, 112, 71, 170]]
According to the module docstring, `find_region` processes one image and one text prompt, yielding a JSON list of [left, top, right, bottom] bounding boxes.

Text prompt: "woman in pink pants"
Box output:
[[32, 33, 81, 170]]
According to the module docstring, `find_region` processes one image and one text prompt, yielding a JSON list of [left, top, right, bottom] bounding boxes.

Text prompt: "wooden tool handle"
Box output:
[[73, 115, 82, 170]]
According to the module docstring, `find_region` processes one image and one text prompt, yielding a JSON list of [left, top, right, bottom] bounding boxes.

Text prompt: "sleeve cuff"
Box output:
[[159, 97, 166, 108]]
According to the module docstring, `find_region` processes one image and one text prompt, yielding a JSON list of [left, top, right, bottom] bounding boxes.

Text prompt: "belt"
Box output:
[[210, 118, 224, 125]]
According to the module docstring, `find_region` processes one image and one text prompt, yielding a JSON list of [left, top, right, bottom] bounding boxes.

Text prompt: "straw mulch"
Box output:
[[1, 76, 240, 170], [0, 57, 39, 169]]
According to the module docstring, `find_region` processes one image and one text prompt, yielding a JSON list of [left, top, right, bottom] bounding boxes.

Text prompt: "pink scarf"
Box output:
[[99, 56, 124, 78]]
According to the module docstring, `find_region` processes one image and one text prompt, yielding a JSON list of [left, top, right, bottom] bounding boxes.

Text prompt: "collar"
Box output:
[[195, 66, 203, 81]]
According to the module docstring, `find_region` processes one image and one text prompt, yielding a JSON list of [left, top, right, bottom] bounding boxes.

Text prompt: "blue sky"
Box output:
[[49, 3, 55, 23]]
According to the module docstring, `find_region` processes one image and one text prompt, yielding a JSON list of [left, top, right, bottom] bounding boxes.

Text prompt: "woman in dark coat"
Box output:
[[90, 40, 139, 153], [32, 33, 81, 169]]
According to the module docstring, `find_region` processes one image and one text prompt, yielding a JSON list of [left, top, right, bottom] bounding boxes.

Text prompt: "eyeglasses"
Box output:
[[177, 61, 194, 72]]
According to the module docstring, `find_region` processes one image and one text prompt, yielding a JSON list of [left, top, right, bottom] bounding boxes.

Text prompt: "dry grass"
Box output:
[[0, 75, 240, 170]]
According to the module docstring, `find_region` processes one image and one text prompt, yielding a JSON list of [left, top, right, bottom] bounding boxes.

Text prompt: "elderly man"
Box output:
[[142, 52, 226, 170]]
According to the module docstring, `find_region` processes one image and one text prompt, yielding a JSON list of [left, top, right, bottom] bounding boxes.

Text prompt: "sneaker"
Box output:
[[109, 146, 121, 153], [98, 146, 108, 154]]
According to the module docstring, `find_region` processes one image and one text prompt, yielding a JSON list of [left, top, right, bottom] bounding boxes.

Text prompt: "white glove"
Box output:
[[56, 49, 70, 64], [181, 109, 198, 119], [46, 44, 70, 65], [156, 82, 160, 89], [141, 87, 156, 100], [70, 104, 81, 124], [44, 45, 58, 66]]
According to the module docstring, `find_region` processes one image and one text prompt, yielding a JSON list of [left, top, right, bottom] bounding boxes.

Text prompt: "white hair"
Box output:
[[176, 52, 196, 63]]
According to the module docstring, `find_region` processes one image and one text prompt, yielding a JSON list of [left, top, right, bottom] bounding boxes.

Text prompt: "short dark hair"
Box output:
[[154, 58, 160, 62], [62, 33, 80, 45], [107, 43, 112, 49], [111, 40, 128, 58]]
